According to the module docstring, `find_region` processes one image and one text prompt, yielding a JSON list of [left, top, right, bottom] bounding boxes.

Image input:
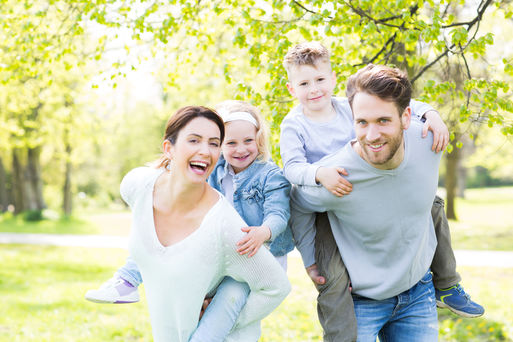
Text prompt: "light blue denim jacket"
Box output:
[[208, 155, 295, 257]]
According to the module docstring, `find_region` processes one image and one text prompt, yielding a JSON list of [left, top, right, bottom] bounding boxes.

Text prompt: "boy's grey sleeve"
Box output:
[[409, 99, 435, 121], [280, 119, 320, 186]]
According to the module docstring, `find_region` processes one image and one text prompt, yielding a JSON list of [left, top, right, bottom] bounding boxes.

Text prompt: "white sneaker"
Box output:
[[85, 276, 140, 304]]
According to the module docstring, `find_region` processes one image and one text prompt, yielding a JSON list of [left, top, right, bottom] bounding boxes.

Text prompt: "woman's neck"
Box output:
[[154, 171, 208, 214]]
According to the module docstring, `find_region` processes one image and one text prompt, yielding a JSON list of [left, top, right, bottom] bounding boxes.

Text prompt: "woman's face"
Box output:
[[222, 120, 259, 174], [166, 117, 222, 183]]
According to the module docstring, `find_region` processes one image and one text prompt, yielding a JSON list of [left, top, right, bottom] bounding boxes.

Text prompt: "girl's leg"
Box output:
[[116, 257, 143, 287], [190, 276, 250, 342], [274, 255, 288, 271]]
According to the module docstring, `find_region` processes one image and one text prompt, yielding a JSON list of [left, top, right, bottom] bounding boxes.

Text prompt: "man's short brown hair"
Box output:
[[283, 41, 331, 76], [346, 64, 412, 115]]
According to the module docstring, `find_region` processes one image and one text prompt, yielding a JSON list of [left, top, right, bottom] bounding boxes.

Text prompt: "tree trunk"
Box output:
[[0, 156, 8, 212], [62, 138, 72, 216], [12, 149, 26, 214], [27, 146, 46, 210], [445, 137, 462, 220]]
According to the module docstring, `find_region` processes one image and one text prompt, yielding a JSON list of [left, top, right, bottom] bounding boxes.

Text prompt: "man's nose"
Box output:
[[366, 124, 381, 141]]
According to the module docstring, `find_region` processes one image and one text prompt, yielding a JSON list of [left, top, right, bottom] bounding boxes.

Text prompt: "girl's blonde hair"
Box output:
[[215, 100, 270, 162]]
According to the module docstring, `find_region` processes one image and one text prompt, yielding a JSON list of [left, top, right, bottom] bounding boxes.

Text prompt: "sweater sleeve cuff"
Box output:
[[305, 165, 322, 187]]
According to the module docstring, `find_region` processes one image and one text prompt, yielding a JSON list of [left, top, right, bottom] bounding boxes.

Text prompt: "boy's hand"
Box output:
[[315, 166, 353, 197], [306, 264, 326, 285], [236, 225, 271, 257], [422, 110, 449, 153]]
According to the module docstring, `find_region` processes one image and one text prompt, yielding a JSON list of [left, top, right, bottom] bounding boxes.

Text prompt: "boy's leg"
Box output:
[[314, 212, 357, 342], [430, 196, 484, 318], [116, 257, 143, 287], [430, 196, 461, 289], [85, 257, 141, 304], [190, 276, 250, 342]]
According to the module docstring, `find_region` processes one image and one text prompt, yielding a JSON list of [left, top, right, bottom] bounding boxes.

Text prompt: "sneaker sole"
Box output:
[[85, 296, 139, 304], [436, 300, 484, 318], [85, 292, 140, 304]]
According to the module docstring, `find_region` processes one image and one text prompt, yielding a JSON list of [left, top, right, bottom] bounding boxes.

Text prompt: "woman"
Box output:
[[121, 106, 290, 342]]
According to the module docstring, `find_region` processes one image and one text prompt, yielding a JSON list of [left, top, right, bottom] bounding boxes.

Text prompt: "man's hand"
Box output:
[[237, 225, 271, 257], [315, 166, 353, 197], [422, 110, 449, 153], [306, 263, 326, 285]]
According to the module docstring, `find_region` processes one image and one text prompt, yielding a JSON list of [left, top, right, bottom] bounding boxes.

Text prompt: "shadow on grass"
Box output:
[[438, 310, 512, 341]]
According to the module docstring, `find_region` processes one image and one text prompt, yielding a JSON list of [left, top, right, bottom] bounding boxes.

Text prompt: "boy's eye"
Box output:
[[244, 139, 254, 143], [299, 82, 308, 86], [226, 141, 236, 145], [318, 77, 325, 82], [379, 118, 390, 123]]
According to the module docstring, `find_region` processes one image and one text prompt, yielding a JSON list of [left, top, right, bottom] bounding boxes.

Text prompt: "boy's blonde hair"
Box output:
[[215, 100, 271, 162], [283, 41, 331, 76]]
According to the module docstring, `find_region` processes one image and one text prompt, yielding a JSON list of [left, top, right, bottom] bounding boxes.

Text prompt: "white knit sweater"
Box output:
[[121, 167, 291, 342]]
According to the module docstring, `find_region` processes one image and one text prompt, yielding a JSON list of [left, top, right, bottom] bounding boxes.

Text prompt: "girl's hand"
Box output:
[[315, 166, 353, 197], [422, 110, 449, 153], [236, 225, 271, 257]]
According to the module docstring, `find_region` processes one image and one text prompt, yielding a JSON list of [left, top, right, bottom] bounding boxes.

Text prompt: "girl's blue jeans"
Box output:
[[117, 258, 249, 342]]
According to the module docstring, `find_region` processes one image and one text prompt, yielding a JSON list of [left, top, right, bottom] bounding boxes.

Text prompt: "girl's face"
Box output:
[[222, 120, 259, 174], [165, 117, 222, 183]]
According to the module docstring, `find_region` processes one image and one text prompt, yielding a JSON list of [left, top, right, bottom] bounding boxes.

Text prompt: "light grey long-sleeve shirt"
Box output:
[[290, 121, 441, 300], [280, 97, 434, 186]]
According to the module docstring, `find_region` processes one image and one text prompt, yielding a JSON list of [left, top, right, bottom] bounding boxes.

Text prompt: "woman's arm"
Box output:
[[220, 209, 291, 336]]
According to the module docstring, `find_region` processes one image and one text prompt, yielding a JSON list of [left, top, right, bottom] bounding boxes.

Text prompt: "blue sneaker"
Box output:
[[435, 284, 484, 318]]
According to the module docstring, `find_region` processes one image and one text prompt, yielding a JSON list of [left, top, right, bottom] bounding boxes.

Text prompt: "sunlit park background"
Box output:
[[1, 0, 513, 341]]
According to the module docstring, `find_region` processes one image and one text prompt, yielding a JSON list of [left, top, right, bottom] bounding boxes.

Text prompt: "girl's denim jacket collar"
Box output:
[[208, 155, 294, 256]]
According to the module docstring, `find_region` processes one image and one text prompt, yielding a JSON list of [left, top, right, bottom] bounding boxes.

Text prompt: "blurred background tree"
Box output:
[[1, 0, 512, 220]]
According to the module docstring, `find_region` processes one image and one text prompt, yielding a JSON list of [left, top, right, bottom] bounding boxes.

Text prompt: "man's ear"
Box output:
[[401, 107, 412, 130], [286, 82, 295, 97]]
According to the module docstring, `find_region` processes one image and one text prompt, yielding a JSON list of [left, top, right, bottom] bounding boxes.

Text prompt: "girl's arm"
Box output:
[[236, 165, 291, 257]]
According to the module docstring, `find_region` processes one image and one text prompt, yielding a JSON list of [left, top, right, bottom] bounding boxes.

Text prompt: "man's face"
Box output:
[[352, 92, 411, 170], [286, 61, 336, 116]]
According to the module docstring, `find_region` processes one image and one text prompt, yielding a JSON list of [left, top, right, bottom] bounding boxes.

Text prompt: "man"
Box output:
[[290, 64, 440, 341]]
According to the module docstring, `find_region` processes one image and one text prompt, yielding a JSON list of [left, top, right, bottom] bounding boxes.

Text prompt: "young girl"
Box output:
[[85, 100, 294, 341]]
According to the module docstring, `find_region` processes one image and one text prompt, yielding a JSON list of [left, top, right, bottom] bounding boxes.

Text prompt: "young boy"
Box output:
[[280, 42, 484, 342]]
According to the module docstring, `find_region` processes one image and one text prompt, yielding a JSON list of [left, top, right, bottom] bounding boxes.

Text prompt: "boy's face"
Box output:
[[286, 61, 336, 115]]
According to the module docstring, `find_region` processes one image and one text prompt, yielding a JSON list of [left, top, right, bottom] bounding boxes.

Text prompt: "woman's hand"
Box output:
[[198, 297, 213, 320], [236, 225, 271, 257]]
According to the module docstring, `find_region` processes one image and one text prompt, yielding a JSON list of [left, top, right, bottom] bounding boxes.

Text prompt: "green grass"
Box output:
[[1, 244, 512, 341], [448, 187, 513, 251], [0, 214, 100, 235]]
